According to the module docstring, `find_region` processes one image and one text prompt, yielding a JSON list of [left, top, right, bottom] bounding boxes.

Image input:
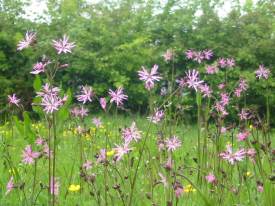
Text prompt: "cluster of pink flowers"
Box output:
[[218, 58, 235, 68], [37, 84, 67, 113], [138, 64, 162, 90], [185, 49, 213, 63], [234, 78, 248, 97], [70, 106, 89, 118], [238, 108, 250, 120], [206, 65, 219, 74]]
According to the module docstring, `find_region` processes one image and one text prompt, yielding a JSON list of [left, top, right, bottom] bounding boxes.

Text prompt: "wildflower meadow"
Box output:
[[0, 1, 274, 206]]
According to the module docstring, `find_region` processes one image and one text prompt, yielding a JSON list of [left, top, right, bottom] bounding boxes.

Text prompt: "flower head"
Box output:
[[163, 49, 173, 62], [8, 94, 20, 107], [113, 143, 132, 161], [206, 65, 218, 74], [99, 97, 107, 111], [122, 122, 141, 144], [92, 117, 102, 128], [6, 177, 14, 195], [199, 83, 212, 98], [255, 65, 270, 79], [52, 35, 75, 54], [203, 49, 213, 60], [220, 144, 246, 164], [17, 31, 36, 51], [50, 177, 60, 196], [185, 70, 204, 91], [22, 145, 40, 164], [82, 160, 93, 170], [76, 86, 94, 104], [109, 87, 128, 107], [31, 61, 50, 74], [138, 64, 162, 90], [205, 173, 216, 184], [147, 108, 164, 124], [237, 131, 250, 142], [165, 136, 181, 152], [69, 184, 80, 192]]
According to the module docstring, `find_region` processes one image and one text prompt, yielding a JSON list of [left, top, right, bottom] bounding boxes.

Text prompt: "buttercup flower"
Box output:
[[69, 184, 80, 192]]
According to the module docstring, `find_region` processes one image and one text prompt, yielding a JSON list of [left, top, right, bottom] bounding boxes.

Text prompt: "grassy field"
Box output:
[[0, 114, 274, 206]]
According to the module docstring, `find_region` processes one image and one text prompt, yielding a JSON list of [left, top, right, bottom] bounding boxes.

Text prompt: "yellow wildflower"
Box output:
[[246, 171, 252, 177], [68, 184, 80, 192], [184, 184, 196, 193], [107, 150, 115, 156]]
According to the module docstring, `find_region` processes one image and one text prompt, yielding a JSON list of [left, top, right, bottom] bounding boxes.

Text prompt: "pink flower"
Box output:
[[164, 156, 173, 170], [50, 177, 60, 196], [221, 127, 227, 134], [76, 86, 94, 104], [41, 94, 63, 113], [92, 117, 102, 128], [109, 87, 128, 107], [78, 106, 89, 118], [235, 79, 248, 97], [158, 173, 168, 187], [185, 70, 204, 91], [220, 144, 246, 164], [255, 65, 270, 79], [185, 49, 194, 59], [52, 35, 75, 54], [17, 31, 36, 51], [226, 58, 235, 68], [8, 94, 20, 107], [138, 64, 162, 90], [193, 51, 205, 63], [6, 177, 14, 195], [22, 145, 40, 164], [43, 143, 53, 158], [30, 61, 50, 74], [199, 84, 212, 98], [205, 173, 216, 184], [147, 108, 164, 124], [237, 131, 250, 141], [257, 185, 264, 193], [215, 102, 228, 117], [238, 108, 249, 120], [122, 122, 141, 144], [218, 83, 225, 90], [203, 49, 213, 60], [220, 93, 230, 106], [97, 149, 107, 163], [113, 143, 132, 161], [246, 148, 256, 158], [70, 106, 80, 117], [176, 77, 187, 88], [35, 137, 44, 146], [163, 49, 173, 62], [165, 136, 181, 152], [82, 160, 93, 170], [206, 65, 218, 74], [174, 186, 184, 198], [99, 97, 107, 111], [36, 83, 60, 98], [218, 58, 227, 68]]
